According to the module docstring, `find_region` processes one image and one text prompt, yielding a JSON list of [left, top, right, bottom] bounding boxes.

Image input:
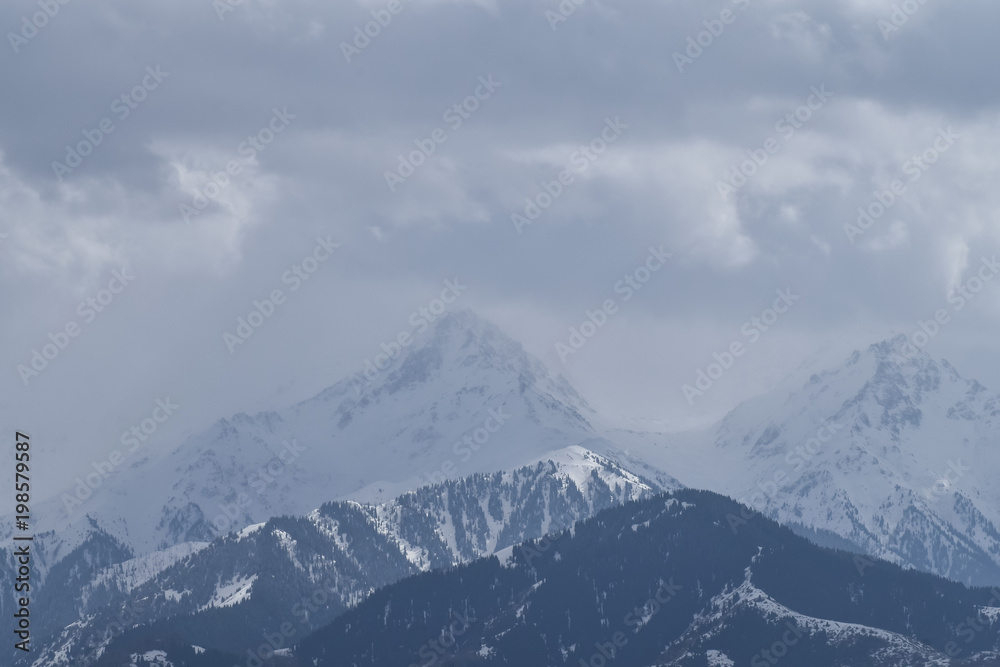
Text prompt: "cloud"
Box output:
[[2, 0, 1000, 497]]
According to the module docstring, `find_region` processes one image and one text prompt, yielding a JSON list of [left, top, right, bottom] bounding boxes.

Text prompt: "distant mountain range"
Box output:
[[5, 310, 1000, 665], [6, 310, 600, 565], [25, 448, 673, 667], [615, 334, 1000, 587], [99, 490, 1000, 667]]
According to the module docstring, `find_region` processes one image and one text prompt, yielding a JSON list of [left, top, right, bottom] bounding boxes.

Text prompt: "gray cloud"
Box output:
[[2, 0, 1000, 499]]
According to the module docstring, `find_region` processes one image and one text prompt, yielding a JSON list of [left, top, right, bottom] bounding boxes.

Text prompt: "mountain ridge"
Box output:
[[615, 332, 1000, 586]]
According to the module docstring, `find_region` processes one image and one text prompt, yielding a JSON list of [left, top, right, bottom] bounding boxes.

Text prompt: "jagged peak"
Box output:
[[427, 307, 500, 338], [334, 308, 534, 385], [860, 334, 964, 381], [854, 334, 979, 395], [717, 332, 988, 443], [314, 308, 593, 415], [866, 334, 933, 365], [418, 309, 534, 369]]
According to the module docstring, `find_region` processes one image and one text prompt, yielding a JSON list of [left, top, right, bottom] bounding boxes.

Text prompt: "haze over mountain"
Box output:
[[3, 310, 607, 564], [5, 3, 1000, 666], [616, 334, 1000, 587], [6, 310, 1000, 666]]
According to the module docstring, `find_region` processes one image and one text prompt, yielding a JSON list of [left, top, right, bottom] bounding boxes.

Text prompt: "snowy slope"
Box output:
[[614, 335, 1000, 585], [31, 447, 673, 667], [664, 574, 962, 666], [2, 310, 600, 561], [10, 312, 1000, 667], [291, 489, 1000, 667], [84, 541, 209, 599]]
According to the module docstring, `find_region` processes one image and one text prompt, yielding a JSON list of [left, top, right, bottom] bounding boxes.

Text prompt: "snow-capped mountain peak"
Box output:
[[15, 309, 602, 558], [625, 334, 1000, 586]]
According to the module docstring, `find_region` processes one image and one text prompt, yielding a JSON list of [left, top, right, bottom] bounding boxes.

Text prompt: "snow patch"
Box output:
[[87, 541, 209, 596], [200, 574, 257, 610], [706, 650, 735, 667], [128, 650, 172, 666], [163, 589, 187, 603], [979, 606, 1000, 622], [238, 522, 266, 539]]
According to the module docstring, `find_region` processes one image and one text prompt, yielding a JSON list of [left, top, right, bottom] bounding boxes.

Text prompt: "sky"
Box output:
[[2, 0, 1000, 501]]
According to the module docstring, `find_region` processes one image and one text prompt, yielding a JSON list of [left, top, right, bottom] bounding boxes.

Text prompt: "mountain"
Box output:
[[614, 334, 1000, 587], [292, 489, 1000, 666], [1, 309, 635, 666], [2, 310, 602, 567], [11, 312, 1000, 665], [29, 446, 675, 667], [97, 489, 1000, 666]]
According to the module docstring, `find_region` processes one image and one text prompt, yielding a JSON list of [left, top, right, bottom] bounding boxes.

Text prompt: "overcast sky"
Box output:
[[3, 0, 1000, 501]]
